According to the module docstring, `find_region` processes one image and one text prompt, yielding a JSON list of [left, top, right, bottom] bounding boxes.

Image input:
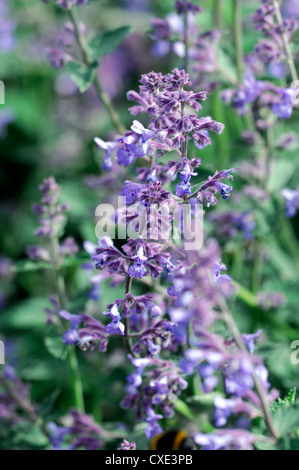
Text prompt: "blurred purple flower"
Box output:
[[282, 188, 299, 217]]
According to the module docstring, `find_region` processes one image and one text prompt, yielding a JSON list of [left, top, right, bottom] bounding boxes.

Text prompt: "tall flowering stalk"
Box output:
[[40, 0, 126, 134], [28, 177, 85, 412]]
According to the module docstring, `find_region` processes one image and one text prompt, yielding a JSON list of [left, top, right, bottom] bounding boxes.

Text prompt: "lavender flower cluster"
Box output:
[[150, 2, 220, 90], [27, 176, 78, 263]]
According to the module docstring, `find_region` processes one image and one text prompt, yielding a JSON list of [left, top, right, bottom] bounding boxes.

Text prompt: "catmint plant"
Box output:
[[1, 0, 299, 452]]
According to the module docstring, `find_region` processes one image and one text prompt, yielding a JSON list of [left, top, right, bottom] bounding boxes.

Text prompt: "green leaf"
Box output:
[[254, 440, 279, 450], [187, 392, 224, 408], [271, 388, 296, 413], [44, 328, 68, 360], [88, 26, 133, 60], [267, 159, 294, 194], [11, 254, 90, 274], [0, 298, 47, 329], [233, 281, 258, 308], [217, 48, 238, 85], [65, 61, 98, 93], [39, 389, 61, 417], [273, 406, 299, 436], [11, 259, 52, 273], [174, 399, 194, 419], [18, 425, 49, 449]]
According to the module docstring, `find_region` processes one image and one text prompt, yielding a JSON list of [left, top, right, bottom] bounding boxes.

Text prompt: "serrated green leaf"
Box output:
[[44, 329, 68, 360], [271, 388, 297, 413], [88, 26, 132, 60], [273, 406, 299, 436], [65, 61, 98, 93]]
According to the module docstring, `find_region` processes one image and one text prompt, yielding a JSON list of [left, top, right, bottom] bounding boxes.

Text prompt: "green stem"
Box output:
[[273, 0, 298, 82], [214, 0, 222, 30], [68, 8, 125, 134], [124, 274, 136, 357], [251, 239, 262, 331], [218, 296, 279, 440], [252, 239, 262, 296], [232, 0, 244, 83], [183, 0, 189, 73], [278, 212, 299, 263], [232, 0, 256, 132]]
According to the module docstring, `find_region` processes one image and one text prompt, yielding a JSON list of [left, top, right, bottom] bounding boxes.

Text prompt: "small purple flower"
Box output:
[[26, 246, 50, 262], [103, 303, 125, 336], [241, 330, 262, 354], [175, 174, 192, 197], [257, 291, 286, 310], [145, 408, 164, 439], [128, 246, 148, 279], [214, 396, 257, 428], [225, 357, 254, 397], [213, 260, 232, 283], [282, 188, 299, 217], [120, 181, 142, 205], [131, 120, 154, 144], [59, 310, 84, 345], [198, 363, 219, 393], [0, 1, 16, 53], [48, 422, 70, 450], [116, 142, 145, 166], [94, 137, 119, 170], [47, 48, 69, 69], [271, 89, 293, 119], [194, 429, 258, 450], [118, 440, 137, 450], [214, 182, 233, 200]]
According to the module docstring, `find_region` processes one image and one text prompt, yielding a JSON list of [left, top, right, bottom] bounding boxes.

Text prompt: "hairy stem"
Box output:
[[232, 0, 244, 83], [273, 0, 298, 82], [68, 8, 125, 134], [124, 274, 136, 357], [183, 0, 189, 73], [218, 295, 279, 440], [214, 0, 222, 30]]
